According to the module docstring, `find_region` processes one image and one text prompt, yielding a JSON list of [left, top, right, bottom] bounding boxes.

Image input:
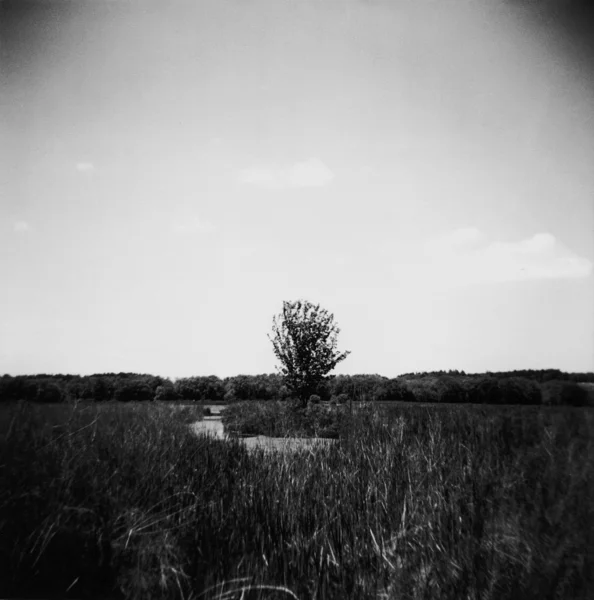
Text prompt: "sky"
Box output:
[[1, 0, 593, 378]]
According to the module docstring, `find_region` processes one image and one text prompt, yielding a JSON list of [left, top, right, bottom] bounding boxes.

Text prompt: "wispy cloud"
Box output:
[[13, 221, 31, 234], [401, 229, 592, 286], [239, 157, 334, 189], [76, 162, 95, 174], [171, 218, 216, 234], [288, 158, 335, 187]]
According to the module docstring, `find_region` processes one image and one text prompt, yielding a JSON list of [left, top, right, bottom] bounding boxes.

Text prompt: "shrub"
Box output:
[[308, 394, 321, 405], [222, 402, 282, 436], [336, 393, 349, 405], [304, 402, 348, 438], [222, 401, 345, 438]]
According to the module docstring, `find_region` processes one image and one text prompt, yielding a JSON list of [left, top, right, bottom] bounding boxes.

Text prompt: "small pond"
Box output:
[[190, 418, 336, 453]]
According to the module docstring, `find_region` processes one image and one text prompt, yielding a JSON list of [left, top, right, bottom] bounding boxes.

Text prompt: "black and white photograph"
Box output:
[[1, 0, 593, 598]]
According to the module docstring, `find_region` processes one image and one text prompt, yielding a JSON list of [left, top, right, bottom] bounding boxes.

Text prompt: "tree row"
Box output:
[[0, 371, 591, 406]]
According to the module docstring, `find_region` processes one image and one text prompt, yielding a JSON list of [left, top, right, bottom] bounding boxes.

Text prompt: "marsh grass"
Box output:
[[221, 401, 348, 438], [1, 400, 592, 599]]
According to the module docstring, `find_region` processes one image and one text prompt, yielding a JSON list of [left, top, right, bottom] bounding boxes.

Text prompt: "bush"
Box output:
[[222, 401, 346, 438], [308, 394, 321, 405], [222, 402, 281, 436], [304, 402, 348, 438], [336, 393, 349, 405]]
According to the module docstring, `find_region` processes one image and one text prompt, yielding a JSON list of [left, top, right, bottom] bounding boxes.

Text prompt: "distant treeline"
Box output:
[[398, 369, 594, 383], [1, 369, 593, 406]]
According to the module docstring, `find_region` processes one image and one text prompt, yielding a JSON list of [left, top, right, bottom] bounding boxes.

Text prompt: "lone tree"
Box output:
[[269, 300, 350, 407]]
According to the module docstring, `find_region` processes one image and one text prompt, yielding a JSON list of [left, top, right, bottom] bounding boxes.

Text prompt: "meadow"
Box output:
[[1, 399, 593, 600]]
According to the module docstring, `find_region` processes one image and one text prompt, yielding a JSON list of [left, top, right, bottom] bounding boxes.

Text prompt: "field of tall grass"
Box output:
[[1, 400, 593, 599]]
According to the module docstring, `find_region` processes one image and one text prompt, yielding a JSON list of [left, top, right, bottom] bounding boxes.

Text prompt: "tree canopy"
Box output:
[[268, 300, 350, 406]]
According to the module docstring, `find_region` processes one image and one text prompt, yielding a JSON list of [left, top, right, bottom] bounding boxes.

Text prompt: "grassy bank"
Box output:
[[221, 401, 348, 438], [1, 401, 593, 599]]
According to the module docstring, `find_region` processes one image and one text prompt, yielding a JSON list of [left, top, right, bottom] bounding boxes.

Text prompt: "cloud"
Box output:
[[239, 157, 334, 189], [171, 218, 216, 234], [288, 158, 335, 187], [76, 162, 95, 173], [415, 229, 592, 286], [13, 221, 31, 233]]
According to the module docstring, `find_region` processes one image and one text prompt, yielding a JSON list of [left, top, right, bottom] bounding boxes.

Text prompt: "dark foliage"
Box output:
[[114, 380, 155, 403], [399, 369, 594, 383], [222, 401, 348, 439], [222, 374, 284, 402], [174, 376, 226, 402], [542, 380, 590, 406], [269, 300, 350, 406], [1, 369, 592, 406], [154, 381, 180, 402]]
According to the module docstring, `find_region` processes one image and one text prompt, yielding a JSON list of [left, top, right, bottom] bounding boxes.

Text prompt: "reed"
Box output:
[[1, 400, 592, 599]]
